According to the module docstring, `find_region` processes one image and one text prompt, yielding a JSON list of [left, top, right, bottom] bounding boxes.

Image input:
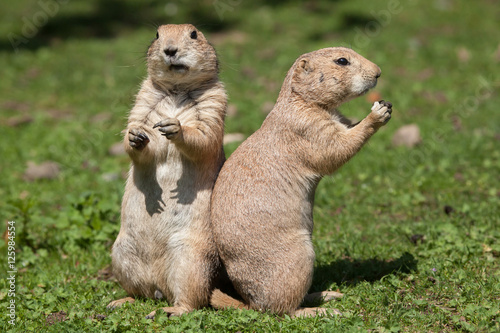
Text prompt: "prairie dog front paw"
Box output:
[[370, 100, 392, 125], [128, 128, 150, 150], [154, 118, 182, 140]]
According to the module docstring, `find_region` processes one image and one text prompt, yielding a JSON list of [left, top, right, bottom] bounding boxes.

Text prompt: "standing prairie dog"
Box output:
[[108, 24, 226, 318], [210, 47, 392, 317]]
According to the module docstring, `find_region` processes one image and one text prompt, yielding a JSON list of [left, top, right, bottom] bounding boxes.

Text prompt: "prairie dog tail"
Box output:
[[210, 289, 250, 310]]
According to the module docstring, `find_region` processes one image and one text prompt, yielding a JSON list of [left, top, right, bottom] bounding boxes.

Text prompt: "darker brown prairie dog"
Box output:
[[210, 47, 392, 317], [108, 24, 227, 318]]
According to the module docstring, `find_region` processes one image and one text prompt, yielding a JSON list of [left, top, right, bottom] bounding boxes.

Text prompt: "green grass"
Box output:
[[1, 0, 499, 331]]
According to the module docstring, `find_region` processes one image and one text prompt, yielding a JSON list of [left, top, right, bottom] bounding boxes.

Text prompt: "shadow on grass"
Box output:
[[1, 0, 374, 53], [311, 252, 417, 291], [0, 0, 236, 52]]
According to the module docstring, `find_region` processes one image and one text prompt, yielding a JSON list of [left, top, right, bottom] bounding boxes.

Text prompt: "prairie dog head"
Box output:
[[147, 24, 218, 88], [289, 47, 381, 109]]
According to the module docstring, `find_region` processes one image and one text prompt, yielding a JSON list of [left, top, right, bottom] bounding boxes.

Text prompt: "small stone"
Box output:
[[457, 47, 470, 63], [227, 104, 238, 117], [209, 30, 248, 46], [494, 44, 500, 62], [242, 66, 256, 79], [108, 142, 126, 156], [101, 172, 120, 182], [261, 101, 274, 114], [392, 124, 422, 148], [6, 115, 33, 127], [451, 115, 462, 131], [416, 68, 434, 81], [224, 133, 245, 145], [24, 161, 60, 181], [91, 112, 112, 123]]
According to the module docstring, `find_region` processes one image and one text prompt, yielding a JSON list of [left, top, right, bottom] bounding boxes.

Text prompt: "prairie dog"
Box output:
[[108, 24, 226, 318], [210, 47, 392, 317]]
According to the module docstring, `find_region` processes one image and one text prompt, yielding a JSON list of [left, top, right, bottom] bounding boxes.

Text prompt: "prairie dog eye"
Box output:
[[190, 30, 198, 39], [335, 58, 350, 66], [155, 32, 159, 39]]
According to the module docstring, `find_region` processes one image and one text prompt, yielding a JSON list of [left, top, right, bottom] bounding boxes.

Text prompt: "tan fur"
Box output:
[[210, 47, 392, 316], [108, 24, 227, 317]]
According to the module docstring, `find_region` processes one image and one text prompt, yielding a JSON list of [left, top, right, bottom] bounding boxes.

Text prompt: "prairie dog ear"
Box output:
[[298, 58, 314, 74]]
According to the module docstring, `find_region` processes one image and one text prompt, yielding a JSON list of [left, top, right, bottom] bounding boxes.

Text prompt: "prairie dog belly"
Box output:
[[121, 153, 206, 243], [116, 152, 209, 280]]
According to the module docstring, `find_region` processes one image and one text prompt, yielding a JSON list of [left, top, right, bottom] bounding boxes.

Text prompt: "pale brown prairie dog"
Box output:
[[210, 47, 392, 317], [108, 24, 226, 318]]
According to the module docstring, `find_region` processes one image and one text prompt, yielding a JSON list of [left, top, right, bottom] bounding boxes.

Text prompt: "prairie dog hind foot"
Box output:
[[302, 291, 344, 306], [106, 297, 135, 310], [292, 307, 342, 318], [145, 306, 190, 320]]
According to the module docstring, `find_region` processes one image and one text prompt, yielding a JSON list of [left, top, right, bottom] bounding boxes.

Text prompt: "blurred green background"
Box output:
[[0, 0, 499, 331]]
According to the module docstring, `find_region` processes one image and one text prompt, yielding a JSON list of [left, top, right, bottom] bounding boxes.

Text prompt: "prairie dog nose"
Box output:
[[164, 47, 178, 57]]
